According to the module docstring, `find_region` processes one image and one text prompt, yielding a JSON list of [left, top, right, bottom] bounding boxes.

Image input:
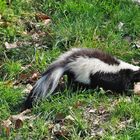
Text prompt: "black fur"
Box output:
[[90, 69, 134, 92], [67, 48, 120, 65]]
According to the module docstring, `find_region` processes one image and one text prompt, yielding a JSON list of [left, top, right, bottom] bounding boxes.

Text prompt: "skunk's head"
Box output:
[[132, 70, 140, 82]]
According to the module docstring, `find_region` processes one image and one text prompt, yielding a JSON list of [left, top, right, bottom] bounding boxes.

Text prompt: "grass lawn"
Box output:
[[1, 0, 140, 139]]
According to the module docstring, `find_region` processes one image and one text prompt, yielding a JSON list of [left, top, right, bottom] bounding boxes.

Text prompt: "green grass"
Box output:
[[1, 0, 140, 139]]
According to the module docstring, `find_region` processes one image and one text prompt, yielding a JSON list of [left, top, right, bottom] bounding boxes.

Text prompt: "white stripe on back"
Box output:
[[67, 57, 140, 84]]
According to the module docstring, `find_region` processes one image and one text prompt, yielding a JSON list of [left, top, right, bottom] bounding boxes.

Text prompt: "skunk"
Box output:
[[24, 48, 140, 109]]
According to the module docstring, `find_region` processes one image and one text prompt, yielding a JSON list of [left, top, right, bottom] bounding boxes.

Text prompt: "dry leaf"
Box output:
[[11, 109, 31, 121], [65, 115, 75, 122], [123, 97, 131, 103], [21, 64, 32, 71], [132, 59, 139, 65], [118, 22, 124, 31], [135, 41, 140, 48], [14, 71, 40, 86], [91, 128, 104, 137], [10, 109, 34, 129], [0, 21, 9, 27], [89, 109, 96, 113], [52, 123, 61, 134], [22, 84, 33, 94], [0, 21, 4, 25], [31, 33, 40, 40], [117, 119, 133, 130], [43, 19, 51, 26], [134, 82, 140, 95], [1, 109, 35, 136], [132, 0, 140, 5], [28, 72, 40, 84], [15, 119, 23, 129], [73, 101, 85, 108], [31, 72, 39, 80], [1, 119, 12, 136], [52, 123, 68, 137], [35, 13, 50, 21], [22, 31, 28, 35], [48, 123, 54, 131], [2, 119, 12, 127], [98, 106, 107, 115], [35, 13, 52, 26], [5, 42, 18, 49]]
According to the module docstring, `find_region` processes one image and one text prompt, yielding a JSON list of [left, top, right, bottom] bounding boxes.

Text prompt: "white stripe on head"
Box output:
[[119, 60, 139, 71], [67, 57, 140, 84]]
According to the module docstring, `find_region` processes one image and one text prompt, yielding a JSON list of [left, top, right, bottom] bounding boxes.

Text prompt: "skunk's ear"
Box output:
[[132, 70, 140, 82]]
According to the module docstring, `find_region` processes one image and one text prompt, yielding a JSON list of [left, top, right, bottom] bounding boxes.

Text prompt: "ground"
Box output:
[[1, 0, 140, 139]]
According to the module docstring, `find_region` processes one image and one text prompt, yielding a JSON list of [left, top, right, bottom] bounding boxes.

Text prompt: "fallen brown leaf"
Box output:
[[15, 119, 23, 129], [117, 118, 133, 130], [35, 13, 51, 21], [65, 115, 74, 121], [5, 42, 18, 49], [132, 59, 140, 65], [132, 0, 140, 5], [14, 71, 40, 85], [52, 123, 69, 137], [21, 64, 32, 71], [31, 72, 40, 81], [10, 109, 34, 129], [11, 109, 31, 122], [31, 33, 40, 40], [43, 19, 51, 26], [118, 22, 124, 31], [1, 109, 35, 136], [1, 119, 12, 136], [22, 84, 33, 94], [2, 119, 12, 128], [48, 123, 54, 131], [135, 41, 140, 48], [0, 21, 9, 27], [64, 115, 75, 124], [98, 106, 107, 115], [35, 13, 52, 26], [134, 82, 140, 95]]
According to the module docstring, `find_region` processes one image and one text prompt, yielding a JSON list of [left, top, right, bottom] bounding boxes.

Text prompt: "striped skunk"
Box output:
[[24, 48, 140, 109]]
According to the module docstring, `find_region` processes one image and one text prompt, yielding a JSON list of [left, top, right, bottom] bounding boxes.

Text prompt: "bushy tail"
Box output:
[[23, 66, 65, 109]]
